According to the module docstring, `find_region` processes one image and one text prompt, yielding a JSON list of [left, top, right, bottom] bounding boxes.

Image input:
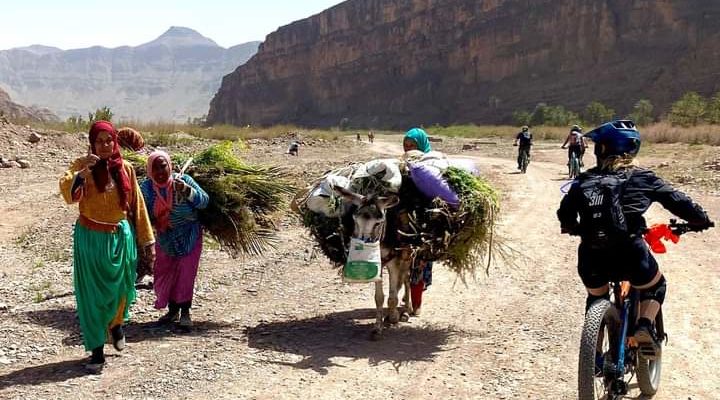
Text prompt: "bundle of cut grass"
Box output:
[[415, 167, 499, 276], [124, 141, 294, 257]]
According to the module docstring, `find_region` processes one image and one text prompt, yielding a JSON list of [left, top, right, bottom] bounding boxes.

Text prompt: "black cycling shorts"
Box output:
[[577, 238, 659, 289], [568, 145, 583, 159]]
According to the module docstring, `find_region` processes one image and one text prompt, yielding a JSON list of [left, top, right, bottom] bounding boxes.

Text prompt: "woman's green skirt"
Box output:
[[73, 219, 137, 351]]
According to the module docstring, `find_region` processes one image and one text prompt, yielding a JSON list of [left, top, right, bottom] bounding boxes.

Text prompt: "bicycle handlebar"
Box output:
[[667, 218, 714, 236]]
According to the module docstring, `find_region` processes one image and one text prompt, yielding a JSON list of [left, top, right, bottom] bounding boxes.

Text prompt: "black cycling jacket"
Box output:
[[557, 167, 711, 236]]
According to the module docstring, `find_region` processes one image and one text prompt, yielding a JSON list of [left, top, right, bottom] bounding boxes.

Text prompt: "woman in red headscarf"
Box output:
[[59, 121, 155, 373]]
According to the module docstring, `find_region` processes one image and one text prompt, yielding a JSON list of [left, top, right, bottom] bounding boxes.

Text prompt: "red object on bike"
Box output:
[[644, 224, 680, 254]]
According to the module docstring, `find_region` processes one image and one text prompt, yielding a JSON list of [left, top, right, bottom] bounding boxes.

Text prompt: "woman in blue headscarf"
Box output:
[[403, 128, 432, 153], [402, 127, 433, 315]]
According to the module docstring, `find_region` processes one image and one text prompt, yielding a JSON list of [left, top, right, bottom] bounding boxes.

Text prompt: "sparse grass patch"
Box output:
[[642, 122, 720, 146], [31, 281, 52, 303], [426, 124, 568, 141], [14, 228, 32, 247]]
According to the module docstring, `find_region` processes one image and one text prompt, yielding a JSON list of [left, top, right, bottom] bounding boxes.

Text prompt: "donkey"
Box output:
[[334, 186, 417, 340]]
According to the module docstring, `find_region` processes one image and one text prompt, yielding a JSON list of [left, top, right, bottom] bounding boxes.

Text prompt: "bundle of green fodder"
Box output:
[[392, 166, 500, 276], [123, 141, 294, 257], [294, 157, 500, 277]]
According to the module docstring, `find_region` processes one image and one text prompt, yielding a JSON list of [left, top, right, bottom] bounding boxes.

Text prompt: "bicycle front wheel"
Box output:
[[579, 299, 621, 400]]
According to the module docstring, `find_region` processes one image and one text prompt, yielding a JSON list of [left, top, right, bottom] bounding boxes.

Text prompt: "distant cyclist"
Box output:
[[513, 125, 533, 170], [562, 124, 587, 168], [368, 131, 375, 143]]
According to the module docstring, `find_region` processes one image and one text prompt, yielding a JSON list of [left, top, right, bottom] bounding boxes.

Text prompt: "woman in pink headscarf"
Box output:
[[140, 151, 209, 328]]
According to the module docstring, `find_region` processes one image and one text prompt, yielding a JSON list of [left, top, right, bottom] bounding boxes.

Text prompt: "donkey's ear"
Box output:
[[333, 185, 365, 206], [376, 194, 400, 210]]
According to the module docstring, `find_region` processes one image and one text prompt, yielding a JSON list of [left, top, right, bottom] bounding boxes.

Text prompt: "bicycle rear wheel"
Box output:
[[636, 309, 664, 395], [579, 299, 621, 400], [520, 151, 529, 173]]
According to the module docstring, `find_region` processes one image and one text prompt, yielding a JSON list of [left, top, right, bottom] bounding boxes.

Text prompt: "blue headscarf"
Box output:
[[404, 128, 432, 153]]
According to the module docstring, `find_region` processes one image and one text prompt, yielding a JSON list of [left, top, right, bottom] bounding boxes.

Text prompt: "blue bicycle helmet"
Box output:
[[584, 120, 641, 157]]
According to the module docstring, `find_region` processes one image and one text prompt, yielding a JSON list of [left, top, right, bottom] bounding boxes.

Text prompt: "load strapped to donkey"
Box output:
[[292, 150, 500, 282]]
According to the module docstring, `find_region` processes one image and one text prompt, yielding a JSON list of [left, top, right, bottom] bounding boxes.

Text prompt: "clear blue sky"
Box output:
[[1, 0, 344, 50]]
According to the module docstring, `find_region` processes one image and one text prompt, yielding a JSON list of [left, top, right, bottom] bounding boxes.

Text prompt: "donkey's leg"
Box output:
[[387, 261, 402, 324], [371, 280, 384, 340], [401, 272, 413, 321]]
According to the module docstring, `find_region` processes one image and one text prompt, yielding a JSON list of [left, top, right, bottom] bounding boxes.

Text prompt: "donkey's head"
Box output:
[[334, 186, 400, 242]]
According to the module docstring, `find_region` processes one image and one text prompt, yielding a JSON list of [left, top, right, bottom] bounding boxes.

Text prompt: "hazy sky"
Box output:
[[1, 0, 344, 50]]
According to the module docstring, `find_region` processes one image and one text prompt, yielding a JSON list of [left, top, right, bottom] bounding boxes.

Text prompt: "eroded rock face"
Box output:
[[0, 88, 58, 122], [208, 0, 720, 128], [0, 27, 259, 122]]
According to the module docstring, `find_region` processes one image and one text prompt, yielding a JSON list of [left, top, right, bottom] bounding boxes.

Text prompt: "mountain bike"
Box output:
[[516, 146, 530, 174], [569, 151, 581, 179], [577, 220, 708, 399]]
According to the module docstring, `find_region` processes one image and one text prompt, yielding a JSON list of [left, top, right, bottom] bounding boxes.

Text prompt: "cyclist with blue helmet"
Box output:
[[557, 120, 713, 356]]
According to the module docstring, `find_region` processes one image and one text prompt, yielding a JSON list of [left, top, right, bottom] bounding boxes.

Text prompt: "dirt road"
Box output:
[[0, 134, 717, 399]]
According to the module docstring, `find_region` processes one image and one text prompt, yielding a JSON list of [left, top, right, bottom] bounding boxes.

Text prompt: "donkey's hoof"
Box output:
[[400, 312, 410, 322], [370, 329, 383, 341], [388, 313, 400, 325]]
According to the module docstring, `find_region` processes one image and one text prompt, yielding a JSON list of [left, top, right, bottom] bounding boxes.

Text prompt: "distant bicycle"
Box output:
[[519, 149, 530, 173], [569, 151, 581, 179], [514, 143, 530, 173]]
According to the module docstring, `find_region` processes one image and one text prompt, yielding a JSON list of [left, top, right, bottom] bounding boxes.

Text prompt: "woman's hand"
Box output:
[[79, 146, 100, 177], [173, 178, 192, 198]]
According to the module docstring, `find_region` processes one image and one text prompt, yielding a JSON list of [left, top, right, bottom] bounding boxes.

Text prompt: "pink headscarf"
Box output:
[[147, 151, 173, 233]]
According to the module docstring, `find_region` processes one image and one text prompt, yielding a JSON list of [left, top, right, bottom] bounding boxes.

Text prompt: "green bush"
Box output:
[[583, 101, 615, 125], [668, 92, 706, 126], [544, 105, 579, 126], [705, 92, 720, 124], [526, 103, 578, 126], [89, 106, 114, 123], [512, 110, 532, 126], [63, 106, 115, 132], [628, 99, 654, 126]]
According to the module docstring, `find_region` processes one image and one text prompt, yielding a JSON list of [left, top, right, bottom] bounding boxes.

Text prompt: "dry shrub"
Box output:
[[641, 122, 720, 146]]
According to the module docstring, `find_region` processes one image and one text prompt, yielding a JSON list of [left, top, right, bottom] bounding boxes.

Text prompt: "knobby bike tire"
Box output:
[[636, 309, 664, 395], [579, 299, 620, 400], [521, 152, 529, 173], [570, 153, 581, 179]]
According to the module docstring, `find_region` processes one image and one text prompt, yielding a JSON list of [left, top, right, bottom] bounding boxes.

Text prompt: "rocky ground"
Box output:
[[0, 122, 718, 399]]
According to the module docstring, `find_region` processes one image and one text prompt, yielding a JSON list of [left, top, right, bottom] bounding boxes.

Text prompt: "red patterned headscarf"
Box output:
[[88, 120, 131, 210]]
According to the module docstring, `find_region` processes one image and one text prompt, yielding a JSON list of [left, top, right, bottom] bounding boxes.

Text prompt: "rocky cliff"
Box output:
[[208, 0, 720, 128], [0, 27, 259, 122], [0, 87, 58, 122]]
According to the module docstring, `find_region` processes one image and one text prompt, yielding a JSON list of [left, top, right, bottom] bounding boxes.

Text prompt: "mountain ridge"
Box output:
[[0, 27, 260, 122]]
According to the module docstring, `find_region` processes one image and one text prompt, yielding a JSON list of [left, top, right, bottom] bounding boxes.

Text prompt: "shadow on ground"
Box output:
[[244, 308, 457, 374], [19, 307, 233, 346], [0, 358, 91, 390]]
